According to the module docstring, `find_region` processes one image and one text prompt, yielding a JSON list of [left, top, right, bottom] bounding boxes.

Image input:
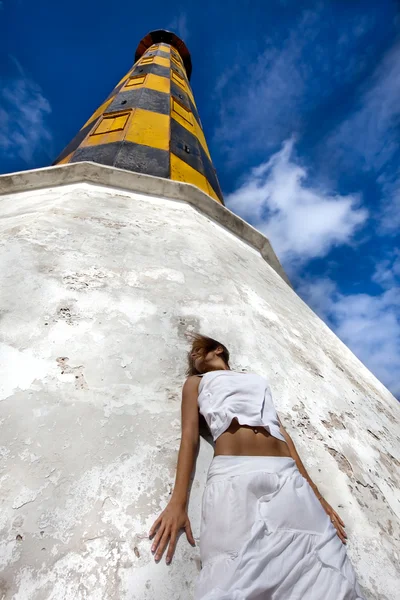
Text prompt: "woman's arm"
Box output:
[[169, 376, 201, 508], [149, 376, 200, 563], [277, 416, 322, 498], [278, 416, 347, 544]]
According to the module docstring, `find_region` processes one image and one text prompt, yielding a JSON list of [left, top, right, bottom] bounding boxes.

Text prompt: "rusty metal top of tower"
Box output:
[[135, 29, 192, 80]]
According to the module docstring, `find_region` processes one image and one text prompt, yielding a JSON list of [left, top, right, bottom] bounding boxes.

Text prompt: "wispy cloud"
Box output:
[[0, 57, 52, 166], [225, 138, 367, 269], [167, 13, 189, 42], [377, 169, 400, 234], [325, 41, 400, 235], [213, 7, 376, 164], [372, 249, 400, 289], [327, 41, 400, 171], [217, 6, 398, 398], [213, 22, 307, 160], [298, 274, 400, 399]]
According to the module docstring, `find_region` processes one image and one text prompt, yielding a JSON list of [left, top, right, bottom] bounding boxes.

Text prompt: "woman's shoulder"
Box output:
[[183, 374, 203, 386]]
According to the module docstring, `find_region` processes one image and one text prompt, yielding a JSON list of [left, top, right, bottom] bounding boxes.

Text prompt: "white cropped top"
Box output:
[[196, 370, 286, 443]]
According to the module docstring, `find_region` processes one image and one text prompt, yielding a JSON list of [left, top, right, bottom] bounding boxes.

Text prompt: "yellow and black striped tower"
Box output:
[[54, 30, 223, 204]]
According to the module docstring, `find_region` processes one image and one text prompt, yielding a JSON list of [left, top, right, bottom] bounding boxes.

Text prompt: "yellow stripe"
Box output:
[[171, 97, 193, 126], [124, 75, 147, 88], [84, 128, 126, 146], [92, 113, 130, 135], [81, 96, 114, 129], [159, 44, 170, 53], [185, 81, 197, 108], [170, 54, 183, 68], [139, 55, 170, 68], [206, 181, 221, 203], [170, 47, 180, 60], [170, 153, 221, 203], [154, 55, 170, 68], [57, 151, 74, 165], [145, 73, 170, 94], [122, 73, 170, 94], [125, 108, 169, 150], [114, 70, 132, 89], [194, 118, 211, 160], [83, 111, 132, 146]]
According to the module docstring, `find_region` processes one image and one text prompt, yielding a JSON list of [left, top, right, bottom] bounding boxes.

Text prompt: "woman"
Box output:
[[149, 334, 365, 599]]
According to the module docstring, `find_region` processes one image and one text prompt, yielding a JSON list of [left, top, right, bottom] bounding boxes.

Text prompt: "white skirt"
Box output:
[[194, 455, 365, 600]]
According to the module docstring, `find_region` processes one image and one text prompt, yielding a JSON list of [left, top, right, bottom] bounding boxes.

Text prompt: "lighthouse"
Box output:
[[54, 30, 223, 204], [0, 30, 399, 599]]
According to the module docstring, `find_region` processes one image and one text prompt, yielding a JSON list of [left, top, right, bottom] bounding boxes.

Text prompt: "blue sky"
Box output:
[[1, 0, 399, 398]]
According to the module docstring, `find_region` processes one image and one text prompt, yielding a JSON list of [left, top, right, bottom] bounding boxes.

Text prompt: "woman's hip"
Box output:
[[206, 454, 296, 483], [199, 455, 333, 565]]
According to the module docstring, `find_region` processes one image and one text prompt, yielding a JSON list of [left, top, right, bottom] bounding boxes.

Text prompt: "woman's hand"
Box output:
[[319, 497, 347, 544], [149, 500, 195, 564]]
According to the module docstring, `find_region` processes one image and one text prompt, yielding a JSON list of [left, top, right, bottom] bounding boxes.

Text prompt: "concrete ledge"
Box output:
[[0, 162, 291, 286]]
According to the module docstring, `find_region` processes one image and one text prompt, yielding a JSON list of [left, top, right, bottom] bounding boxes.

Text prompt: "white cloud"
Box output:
[[167, 13, 189, 42], [215, 9, 398, 398], [0, 59, 52, 165], [225, 138, 367, 267], [298, 275, 400, 399]]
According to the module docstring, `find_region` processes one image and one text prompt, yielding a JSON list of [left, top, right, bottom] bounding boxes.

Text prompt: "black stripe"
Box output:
[[157, 50, 170, 60], [188, 95, 201, 126], [114, 142, 170, 177], [105, 86, 170, 115], [170, 119, 223, 201], [131, 62, 170, 80], [70, 142, 121, 167], [198, 144, 223, 202], [70, 142, 170, 178], [170, 81, 191, 110], [170, 118, 203, 170], [53, 119, 99, 164], [104, 76, 133, 102]]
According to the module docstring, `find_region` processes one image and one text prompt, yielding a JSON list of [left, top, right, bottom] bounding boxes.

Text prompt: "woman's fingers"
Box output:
[[151, 523, 166, 554], [336, 522, 347, 542], [330, 514, 347, 544], [337, 525, 347, 544], [149, 515, 162, 539], [150, 513, 195, 564], [334, 510, 345, 527], [166, 529, 178, 564], [154, 526, 171, 561], [185, 520, 195, 546], [335, 516, 346, 535]]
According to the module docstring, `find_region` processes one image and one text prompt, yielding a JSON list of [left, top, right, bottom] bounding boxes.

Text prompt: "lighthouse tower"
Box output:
[[54, 30, 223, 204], [0, 30, 399, 600]]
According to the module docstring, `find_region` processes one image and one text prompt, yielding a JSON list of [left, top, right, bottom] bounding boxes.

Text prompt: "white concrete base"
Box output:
[[0, 165, 399, 599]]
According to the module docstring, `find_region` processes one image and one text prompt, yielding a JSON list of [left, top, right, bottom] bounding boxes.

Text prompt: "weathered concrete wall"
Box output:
[[0, 176, 399, 600]]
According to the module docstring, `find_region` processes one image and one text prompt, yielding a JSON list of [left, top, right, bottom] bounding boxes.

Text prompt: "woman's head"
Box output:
[[186, 333, 230, 376]]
